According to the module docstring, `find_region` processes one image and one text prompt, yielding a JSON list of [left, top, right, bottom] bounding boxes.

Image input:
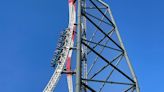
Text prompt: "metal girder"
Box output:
[[87, 28, 115, 55], [82, 12, 124, 51], [82, 38, 122, 52], [82, 41, 135, 83], [82, 79, 134, 86], [76, 0, 82, 92], [44, 0, 140, 92], [89, 53, 123, 79], [82, 82, 96, 92], [89, 0, 115, 27]]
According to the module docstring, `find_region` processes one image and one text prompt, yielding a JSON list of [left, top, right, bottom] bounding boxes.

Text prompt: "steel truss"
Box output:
[[43, 0, 140, 92], [77, 0, 140, 92]]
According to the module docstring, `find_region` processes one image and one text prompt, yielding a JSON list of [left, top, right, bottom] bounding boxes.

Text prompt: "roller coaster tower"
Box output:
[[43, 0, 140, 92]]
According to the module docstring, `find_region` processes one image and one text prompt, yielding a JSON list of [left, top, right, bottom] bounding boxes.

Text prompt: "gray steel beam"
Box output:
[[82, 41, 135, 83], [76, 0, 82, 92], [82, 13, 124, 51], [82, 38, 122, 52], [106, 3, 140, 92], [89, 0, 115, 27], [82, 79, 134, 85], [82, 82, 96, 92]]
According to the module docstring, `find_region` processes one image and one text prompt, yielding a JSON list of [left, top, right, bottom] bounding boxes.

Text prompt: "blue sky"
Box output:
[[0, 0, 164, 92]]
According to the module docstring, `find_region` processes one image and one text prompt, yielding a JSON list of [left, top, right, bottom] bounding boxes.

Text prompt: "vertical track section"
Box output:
[[66, 1, 76, 92], [43, 0, 76, 92]]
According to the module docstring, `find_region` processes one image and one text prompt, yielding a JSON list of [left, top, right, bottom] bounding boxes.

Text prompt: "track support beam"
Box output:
[[76, 0, 82, 92]]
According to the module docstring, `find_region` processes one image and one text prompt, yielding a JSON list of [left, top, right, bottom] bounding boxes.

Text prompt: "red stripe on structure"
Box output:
[[69, 0, 76, 8], [66, 57, 71, 71], [69, 0, 74, 3]]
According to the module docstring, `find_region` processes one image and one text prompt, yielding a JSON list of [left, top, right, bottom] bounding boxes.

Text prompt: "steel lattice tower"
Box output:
[[43, 0, 140, 92]]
